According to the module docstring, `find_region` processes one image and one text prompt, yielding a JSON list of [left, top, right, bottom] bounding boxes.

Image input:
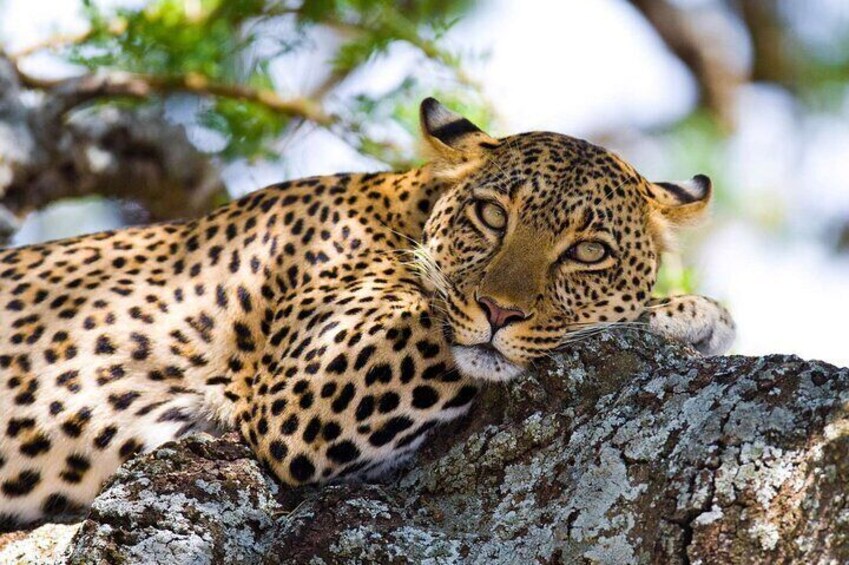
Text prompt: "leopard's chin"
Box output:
[[450, 343, 525, 382]]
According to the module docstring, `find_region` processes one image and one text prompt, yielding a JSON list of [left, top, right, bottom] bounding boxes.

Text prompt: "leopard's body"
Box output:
[[0, 99, 734, 525]]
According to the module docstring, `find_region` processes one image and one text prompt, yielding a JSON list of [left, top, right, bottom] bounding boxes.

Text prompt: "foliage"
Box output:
[[654, 260, 698, 297], [64, 0, 484, 166]]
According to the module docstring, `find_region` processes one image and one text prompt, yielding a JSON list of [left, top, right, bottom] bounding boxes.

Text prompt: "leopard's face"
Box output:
[[417, 100, 711, 381]]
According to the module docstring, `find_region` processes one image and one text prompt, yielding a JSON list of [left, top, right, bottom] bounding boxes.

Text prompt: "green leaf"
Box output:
[[62, 0, 484, 166]]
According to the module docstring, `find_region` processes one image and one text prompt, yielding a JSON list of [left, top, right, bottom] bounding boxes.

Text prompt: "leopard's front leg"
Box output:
[[643, 295, 736, 355]]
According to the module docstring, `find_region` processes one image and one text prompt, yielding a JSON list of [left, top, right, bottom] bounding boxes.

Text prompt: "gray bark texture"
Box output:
[[2, 330, 834, 564]]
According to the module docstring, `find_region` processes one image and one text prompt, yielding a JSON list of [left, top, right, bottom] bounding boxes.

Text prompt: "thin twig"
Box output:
[[17, 69, 336, 126], [8, 29, 96, 62]]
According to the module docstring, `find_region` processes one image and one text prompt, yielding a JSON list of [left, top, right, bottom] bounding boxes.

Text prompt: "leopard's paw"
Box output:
[[645, 295, 736, 355]]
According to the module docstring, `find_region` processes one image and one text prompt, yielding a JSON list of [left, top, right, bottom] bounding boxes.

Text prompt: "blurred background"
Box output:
[[0, 0, 847, 364]]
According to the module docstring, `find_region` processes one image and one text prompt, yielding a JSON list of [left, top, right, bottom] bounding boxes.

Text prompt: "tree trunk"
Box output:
[[3, 330, 845, 563]]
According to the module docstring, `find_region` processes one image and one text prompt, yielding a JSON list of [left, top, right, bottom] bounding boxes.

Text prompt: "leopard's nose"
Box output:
[[476, 295, 529, 333]]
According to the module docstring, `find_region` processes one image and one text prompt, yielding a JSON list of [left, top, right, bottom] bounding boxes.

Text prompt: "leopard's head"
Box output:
[[417, 98, 711, 381]]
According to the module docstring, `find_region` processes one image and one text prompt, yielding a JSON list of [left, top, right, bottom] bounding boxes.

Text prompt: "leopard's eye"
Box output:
[[565, 241, 609, 264], [475, 201, 507, 231]]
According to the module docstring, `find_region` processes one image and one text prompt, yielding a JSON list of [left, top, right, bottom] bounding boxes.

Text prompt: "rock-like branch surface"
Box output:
[[17, 330, 842, 564]]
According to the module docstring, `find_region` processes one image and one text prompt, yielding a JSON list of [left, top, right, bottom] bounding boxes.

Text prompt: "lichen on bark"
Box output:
[[6, 330, 848, 564]]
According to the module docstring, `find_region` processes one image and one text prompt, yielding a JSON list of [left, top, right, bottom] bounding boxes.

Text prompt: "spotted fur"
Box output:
[[0, 98, 733, 525]]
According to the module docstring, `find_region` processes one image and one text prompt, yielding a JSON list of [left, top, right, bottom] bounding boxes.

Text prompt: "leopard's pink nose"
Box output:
[[476, 295, 529, 333]]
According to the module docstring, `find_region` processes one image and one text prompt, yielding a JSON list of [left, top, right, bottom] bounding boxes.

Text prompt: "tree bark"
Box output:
[[3, 330, 843, 563]]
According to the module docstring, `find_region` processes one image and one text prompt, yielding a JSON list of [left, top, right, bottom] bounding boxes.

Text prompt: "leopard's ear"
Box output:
[[644, 174, 712, 225], [420, 98, 498, 177]]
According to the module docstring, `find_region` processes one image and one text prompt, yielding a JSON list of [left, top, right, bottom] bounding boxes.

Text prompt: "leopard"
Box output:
[[0, 98, 734, 526]]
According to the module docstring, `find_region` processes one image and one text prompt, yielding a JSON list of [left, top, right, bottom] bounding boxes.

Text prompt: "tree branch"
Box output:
[[0, 53, 228, 240], [627, 0, 743, 127], [17, 70, 336, 126], [737, 0, 797, 86], [7, 29, 96, 62]]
